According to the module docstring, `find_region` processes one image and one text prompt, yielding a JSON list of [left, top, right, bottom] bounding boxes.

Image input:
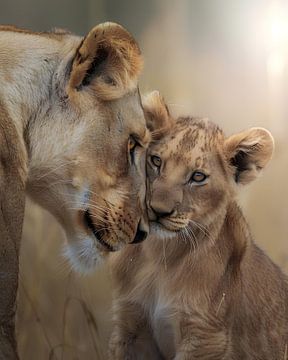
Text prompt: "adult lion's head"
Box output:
[[23, 23, 150, 272]]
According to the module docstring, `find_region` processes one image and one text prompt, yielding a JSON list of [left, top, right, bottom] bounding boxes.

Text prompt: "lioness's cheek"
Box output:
[[72, 177, 82, 189]]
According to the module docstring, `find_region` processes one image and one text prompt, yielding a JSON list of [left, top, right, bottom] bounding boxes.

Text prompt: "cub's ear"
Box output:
[[224, 127, 274, 185], [68, 22, 143, 100], [142, 91, 173, 132]]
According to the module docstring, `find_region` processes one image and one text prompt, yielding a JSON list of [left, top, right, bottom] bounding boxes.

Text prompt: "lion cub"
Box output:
[[109, 92, 288, 360]]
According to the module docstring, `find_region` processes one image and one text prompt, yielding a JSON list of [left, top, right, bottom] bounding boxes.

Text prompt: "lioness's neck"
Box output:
[[0, 28, 80, 132]]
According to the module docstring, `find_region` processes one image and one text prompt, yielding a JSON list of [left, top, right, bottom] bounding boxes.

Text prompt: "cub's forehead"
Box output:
[[150, 117, 224, 160]]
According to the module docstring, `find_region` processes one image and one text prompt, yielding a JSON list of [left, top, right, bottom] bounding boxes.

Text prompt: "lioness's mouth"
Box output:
[[84, 210, 115, 252]]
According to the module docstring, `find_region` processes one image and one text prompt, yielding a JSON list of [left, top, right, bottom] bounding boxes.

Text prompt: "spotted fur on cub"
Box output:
[[109, 91, 288, 360]]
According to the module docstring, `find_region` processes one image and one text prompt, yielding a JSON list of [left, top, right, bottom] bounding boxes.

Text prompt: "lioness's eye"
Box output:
[[190, 171, 207, 183], [151, 155, 162, 168], [128, 137, 137, 153], [128, 136, 140, 164]]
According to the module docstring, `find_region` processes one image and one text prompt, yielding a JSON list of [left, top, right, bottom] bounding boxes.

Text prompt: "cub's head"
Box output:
[[144, 92, 274, 239], [27, 23, 150, 272]]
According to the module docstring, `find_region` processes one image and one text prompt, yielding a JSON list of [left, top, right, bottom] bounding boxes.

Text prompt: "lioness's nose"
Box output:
[[131, 221, 148, 244]]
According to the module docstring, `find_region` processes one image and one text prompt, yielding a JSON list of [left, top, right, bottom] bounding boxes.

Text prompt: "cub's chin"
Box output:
[[149, 221, 180, 240]]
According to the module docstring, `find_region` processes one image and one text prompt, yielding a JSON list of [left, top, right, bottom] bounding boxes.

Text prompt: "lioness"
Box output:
[[0, 23, 149, 358], [109, 92, 288, 359]]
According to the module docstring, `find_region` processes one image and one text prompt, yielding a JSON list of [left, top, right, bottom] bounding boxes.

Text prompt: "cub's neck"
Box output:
[[145, 201, 251, 279]]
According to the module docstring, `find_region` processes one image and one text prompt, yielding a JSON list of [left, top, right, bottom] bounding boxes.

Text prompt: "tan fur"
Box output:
[[68, 22, 143, 101], [143, 91, 171, 133], [0, 100, 27, 359], [109, 92, 288, 359], [0, 23, 148, 357]]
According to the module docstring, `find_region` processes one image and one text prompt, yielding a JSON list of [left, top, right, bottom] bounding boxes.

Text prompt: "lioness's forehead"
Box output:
[[110, 89, 149, 144]]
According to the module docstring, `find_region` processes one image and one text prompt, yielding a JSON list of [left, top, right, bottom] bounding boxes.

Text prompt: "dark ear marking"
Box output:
[[81, 47, 109, 87], [230, 150, 248, 183], [68, 22, 143, 100], [225, 128, 274, 185]]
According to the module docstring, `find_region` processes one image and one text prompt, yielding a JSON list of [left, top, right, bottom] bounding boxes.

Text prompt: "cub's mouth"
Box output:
[[84, 210, 115, 252], [149, 209, 186, 234]]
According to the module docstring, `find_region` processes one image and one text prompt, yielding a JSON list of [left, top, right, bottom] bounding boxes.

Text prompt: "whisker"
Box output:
[[33, 160, 79, 181], [65, 207, 108, 225], [184, 227, 197, 253], [65, 200, 108, 214], [162, 239, 167, 271]]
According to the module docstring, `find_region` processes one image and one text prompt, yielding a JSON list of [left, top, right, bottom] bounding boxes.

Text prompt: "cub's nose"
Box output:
[[131, 221, 148, 244], [150, 205, 174, 219]]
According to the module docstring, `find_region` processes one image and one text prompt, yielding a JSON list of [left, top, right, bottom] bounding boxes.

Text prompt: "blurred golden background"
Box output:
[[1, 0, 287, 358]]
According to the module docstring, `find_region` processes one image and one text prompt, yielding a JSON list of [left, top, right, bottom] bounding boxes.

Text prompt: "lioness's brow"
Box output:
[[136, 128, 151, 148]]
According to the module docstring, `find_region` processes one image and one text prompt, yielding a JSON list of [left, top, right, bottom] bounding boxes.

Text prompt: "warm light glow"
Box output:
[[268, 4, 288, 46], [267, 51, 285, 76], [266, 2, 287, 76], [265, 1, 287, 138]]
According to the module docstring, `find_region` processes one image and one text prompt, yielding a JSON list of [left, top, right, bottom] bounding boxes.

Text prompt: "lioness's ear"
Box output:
[[224, 127, 274, 185], [142, 91, 173, 132], [68, 22, 143, 100]]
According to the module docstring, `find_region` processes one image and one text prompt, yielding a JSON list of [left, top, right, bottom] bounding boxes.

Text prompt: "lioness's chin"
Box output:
[[63, 235, 106, 274]]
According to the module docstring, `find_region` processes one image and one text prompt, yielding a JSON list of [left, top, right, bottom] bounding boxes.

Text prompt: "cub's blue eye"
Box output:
[[190, 171, 207, 183]]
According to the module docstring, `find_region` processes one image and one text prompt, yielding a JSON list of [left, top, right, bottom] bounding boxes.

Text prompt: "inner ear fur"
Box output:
[[68, 22, 143, 100], [224, 127, 274, 185], [142, 91, 174, 135]]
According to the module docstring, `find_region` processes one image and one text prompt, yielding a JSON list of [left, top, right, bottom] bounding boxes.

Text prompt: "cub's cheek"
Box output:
[[148, 206, 157, 221]]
